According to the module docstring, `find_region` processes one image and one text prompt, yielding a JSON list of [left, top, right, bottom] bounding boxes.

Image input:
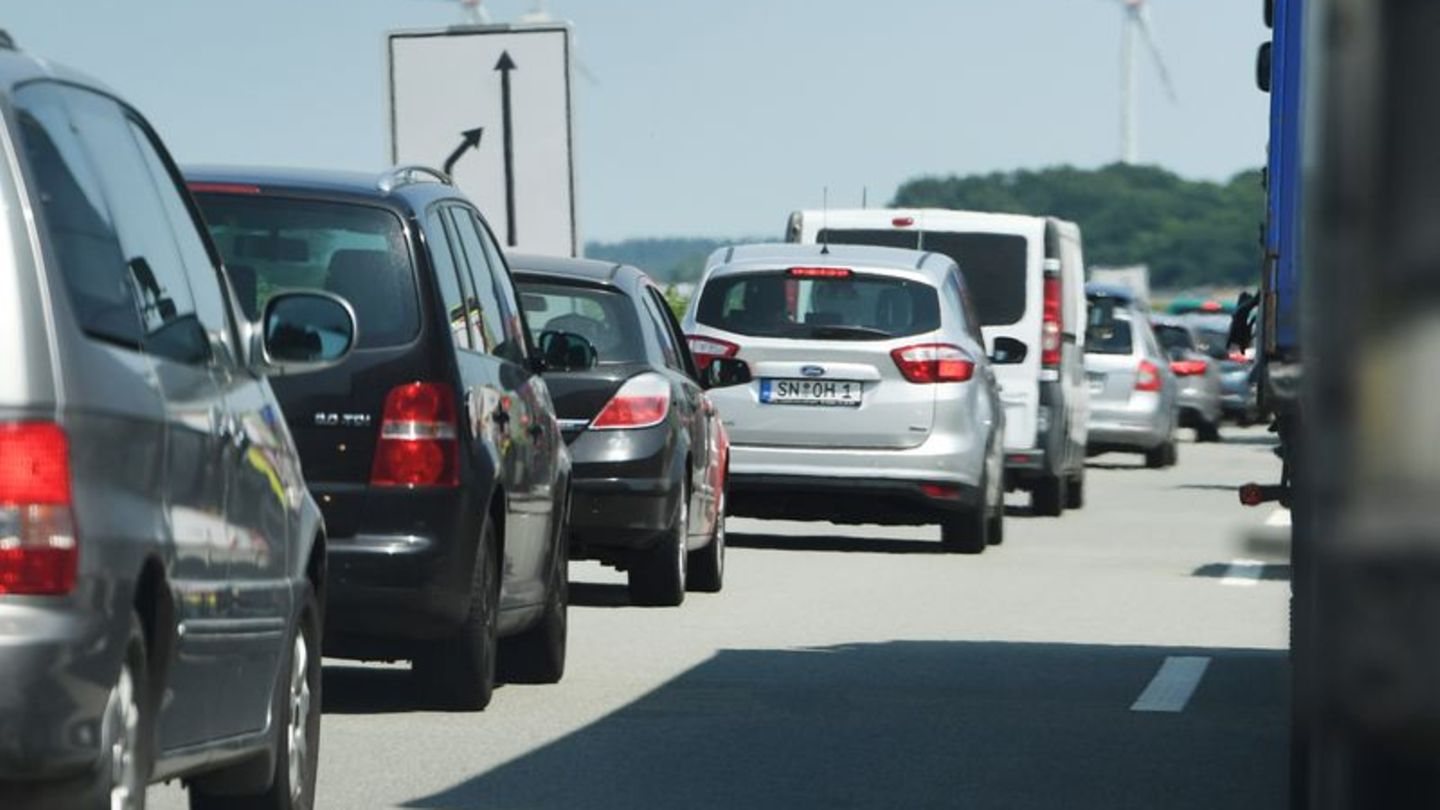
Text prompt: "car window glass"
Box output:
[[517, 281, 646, 364], [12, 84, 142, 350], [426, 210, 473, 350], [648, 286, 700, 378], [641, 291, 683, 370], [696, 271, 940, 340], [64, 87, 209, 365], [947, 271, 984, 345], [447, 207, 523, 362], [1085, 300, 1134, 355], [469, 212, 529, 357], [127, 119, 235, 359]]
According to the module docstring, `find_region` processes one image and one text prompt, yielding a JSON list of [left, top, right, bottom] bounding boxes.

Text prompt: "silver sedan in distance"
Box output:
[[1151, 315, 1223, 443], [1083, 284, 1179, 468], [682, 244, 1006, 554]]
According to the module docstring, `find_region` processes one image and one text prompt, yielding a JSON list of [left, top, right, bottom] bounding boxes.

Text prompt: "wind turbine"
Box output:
[[413, 0, 489, 25], [1116, 0, 1177, 164]]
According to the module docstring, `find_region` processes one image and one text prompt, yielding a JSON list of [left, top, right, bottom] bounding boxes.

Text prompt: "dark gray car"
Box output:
[[0, 43, 354, 808]]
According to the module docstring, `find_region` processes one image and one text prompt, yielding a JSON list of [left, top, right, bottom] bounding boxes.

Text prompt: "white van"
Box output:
[[786, 209, 1088, 515]]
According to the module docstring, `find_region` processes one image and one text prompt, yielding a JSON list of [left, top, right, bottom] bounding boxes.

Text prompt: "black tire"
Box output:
[[1165, 439, 1180, 467], [191, 587, 322, 810], [1144, 442, 1168, 469], [1197, 420, 1223, 443], [941, 506, 988, 554], [1031, 474, 1066, 517], [1065, 471, 1085, 510], [986, 510, 1004, 546], [687, 491, 725, 593], [499, 509, 568, 685], [413, 516, 500, 710], [95, 613, 149, 810], [629, 482, 687, 607]]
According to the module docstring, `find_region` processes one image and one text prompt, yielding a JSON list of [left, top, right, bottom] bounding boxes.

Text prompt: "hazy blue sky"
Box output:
[[7, 1, 1269, 241]]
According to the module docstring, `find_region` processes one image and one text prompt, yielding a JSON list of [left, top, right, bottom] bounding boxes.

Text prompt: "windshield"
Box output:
[[195, 194, 419, 349], [816, 228, 1028, 326], [516, 281, 646, 364], [695, 270, 940, 340]]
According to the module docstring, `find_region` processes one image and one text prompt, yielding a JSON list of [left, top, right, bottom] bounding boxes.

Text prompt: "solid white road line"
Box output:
[[1221, 558, 1267, 587], [1131, 656, 1212, 713], [1265, 509, 1292, 528]]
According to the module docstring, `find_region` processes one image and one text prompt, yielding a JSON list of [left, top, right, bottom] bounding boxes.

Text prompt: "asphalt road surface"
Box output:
[[151, 426, 1290, 809]]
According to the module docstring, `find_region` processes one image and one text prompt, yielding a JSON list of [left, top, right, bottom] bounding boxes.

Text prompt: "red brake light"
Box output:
[[0, 423, 77, 595], [186, 182, 262, 195], [591, 374, 671, 430], [892, 217, 915, 228], [1170, 359, 1209, 376], [1041, 274, 1063, 368], [788, 267, 852, 279], [371, 382, 460, 487], [1135, 360, 1163, 392], [1201, 300, 1223, 312], [1228, 350, 1248, 363], [686, 335, 739, 372], [892, 344, 975, 384], [921, 483, 962, 500]]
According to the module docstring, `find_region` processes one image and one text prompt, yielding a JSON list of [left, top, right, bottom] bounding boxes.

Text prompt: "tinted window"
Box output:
[[195, 195, 419, 349], [517, 282, 646, 364], [641, 291, 683, 370], [13, 86, 141, 349], [1153, 324, 1194, 354], [446, 208, 516, 360], [1086, 300, 1133, 355], [469, 213, 529, 354], [818, 228, 1029, 326], [696, 270, 939, 340], [425, 210, 472, 349]]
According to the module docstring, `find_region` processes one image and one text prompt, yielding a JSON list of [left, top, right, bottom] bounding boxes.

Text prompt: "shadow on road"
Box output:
[[1221, 433, 1279, 447], [570, 581, 633, 608], [322, 665, 429, 715], [727, 532, 944, 555], [1174, 483, 1241, 493], [1192, 562, 1292, 582], [400, 640, 1287, 810]]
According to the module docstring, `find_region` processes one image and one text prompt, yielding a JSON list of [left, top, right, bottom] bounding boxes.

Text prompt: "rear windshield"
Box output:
[[696, 270, 939, 340], [516, 281, 645, 364], [195, 194, 419, 349], [816, 228, 1028, 327], [1153, 324, 1194, 354], [1086, 299, 1134, 355]]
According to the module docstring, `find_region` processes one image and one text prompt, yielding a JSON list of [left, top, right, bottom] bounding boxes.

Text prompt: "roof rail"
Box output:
[[377, 165, 452, 193], [0, 31, 16, 51]]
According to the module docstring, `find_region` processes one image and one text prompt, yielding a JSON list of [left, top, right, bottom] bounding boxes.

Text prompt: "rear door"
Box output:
[[693, 266, 938, 450], [641, 283, 714, 540], [1084, 298, 1141, 404]]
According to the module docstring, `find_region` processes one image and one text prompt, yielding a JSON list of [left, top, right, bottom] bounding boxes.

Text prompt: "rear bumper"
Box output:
[[1088, 393, 1169, 451], [728, 473, 981, 524], [564, 423, 681, 554], [727, 422, 984, 488]]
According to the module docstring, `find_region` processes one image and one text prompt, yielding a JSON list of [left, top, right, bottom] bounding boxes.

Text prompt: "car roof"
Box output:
[[185, 165, 463, 210], [707, 242, 951, 281], [1149, 314, 1193, 329], [794, 208, 1059, 236], [1086, 281, 1141, 302], [507, 252, 636, 287]]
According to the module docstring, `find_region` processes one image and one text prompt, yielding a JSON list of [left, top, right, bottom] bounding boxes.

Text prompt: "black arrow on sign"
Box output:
[[495, 50, 518, 247], [442, 127, 484, 177]]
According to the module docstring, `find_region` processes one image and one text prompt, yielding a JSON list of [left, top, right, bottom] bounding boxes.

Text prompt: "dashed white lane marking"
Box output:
[[1265, 509, 1291, 527], [1131, 656, 1212, 713], [1221, 558, 1267, 587]]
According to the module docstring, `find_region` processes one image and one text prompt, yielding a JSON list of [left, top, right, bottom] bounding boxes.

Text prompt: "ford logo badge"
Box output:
[[800, 365, 825, 378]]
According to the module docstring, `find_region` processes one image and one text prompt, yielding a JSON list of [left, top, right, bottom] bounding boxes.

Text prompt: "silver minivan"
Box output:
[[0, 45, 353, 808], [786, 209, 1089, 516], [682, 244, 1005, 553]]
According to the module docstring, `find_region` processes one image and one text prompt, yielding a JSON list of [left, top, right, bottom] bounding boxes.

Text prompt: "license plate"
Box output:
[[760, 378, 863, 407]]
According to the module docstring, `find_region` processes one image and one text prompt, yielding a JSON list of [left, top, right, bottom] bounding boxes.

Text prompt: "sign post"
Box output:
[[388, 24, 578, 256]]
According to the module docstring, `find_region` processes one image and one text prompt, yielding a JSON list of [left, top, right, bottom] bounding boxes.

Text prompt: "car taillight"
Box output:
[[0, 423, 77, 595], [591, 373, 671, 430], [686, 335, 739, 372], [1041, 273, 1063, 368], [892, 344, 975, 384], [371, 382, 460, 487], [788, 267, 852, 279], [1135, 360, 1163, 392], [1228, 350, 1249, 363], [1170, 359, 1209, 376]]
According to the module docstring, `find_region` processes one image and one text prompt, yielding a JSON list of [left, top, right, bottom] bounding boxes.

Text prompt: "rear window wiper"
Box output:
[[801, 325, 893, 340]]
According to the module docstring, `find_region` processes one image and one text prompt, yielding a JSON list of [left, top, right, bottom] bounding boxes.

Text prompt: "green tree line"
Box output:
[[891, 163, 1264, 290]]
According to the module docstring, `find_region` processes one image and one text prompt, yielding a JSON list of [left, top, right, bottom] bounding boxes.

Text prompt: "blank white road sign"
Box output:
[[389, 24, 578, 256]]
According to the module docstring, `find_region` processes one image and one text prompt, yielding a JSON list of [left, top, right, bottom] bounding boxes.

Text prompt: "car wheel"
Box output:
[[687, 489, 725, 593], [986, 509, 1004, 546], [1031, 474, 1066, 517], [99, 613, 149, 810], [1165, 438, 1180, 467], [1065, 471, 1085, 509], [190, 586, 322, 810], [499, 506, 568, 685], [941, 505, 988, 554], [629, 481, 687, 607], [414, 516, 500, 710], [1197, 420, 1223, 443]]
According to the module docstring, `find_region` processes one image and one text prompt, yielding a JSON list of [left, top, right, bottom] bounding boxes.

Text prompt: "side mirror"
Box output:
[[1256, 42, 1272, 93], [700, 357, 752, 390], [538, 329, 598, 372], [989, 336, 1028, 365], [253, 291, 356, 376]]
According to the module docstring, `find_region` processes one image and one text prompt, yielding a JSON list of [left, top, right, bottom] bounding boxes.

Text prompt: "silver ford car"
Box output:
[[0, 41, 353, 808], [681, 244, 1005, 553]]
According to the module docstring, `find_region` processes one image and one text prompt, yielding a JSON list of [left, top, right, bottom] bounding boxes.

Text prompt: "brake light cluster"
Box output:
[[686, 335, 739, 372], [371, 382, 460, 487], [1135, 360, 1163, 392], [0, 423, 77, 595], [1170, 359, 1209, 376], [788, 266, 852, 279], [592, 374, 671, 430], [891, 344, 975, 384], [1041, 273, 1063, 369]]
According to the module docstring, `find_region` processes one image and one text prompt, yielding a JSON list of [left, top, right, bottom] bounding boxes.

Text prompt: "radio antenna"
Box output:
[[820, 186, 830, 255]]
